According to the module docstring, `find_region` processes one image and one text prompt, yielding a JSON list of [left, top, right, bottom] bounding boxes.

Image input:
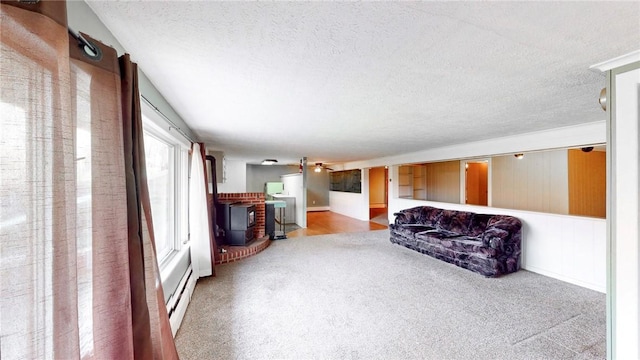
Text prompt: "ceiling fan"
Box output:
[[314, 162, 333, 172]]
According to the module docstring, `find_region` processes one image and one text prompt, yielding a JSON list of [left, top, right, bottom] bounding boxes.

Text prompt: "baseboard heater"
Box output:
[[166, 265, 197, 337]]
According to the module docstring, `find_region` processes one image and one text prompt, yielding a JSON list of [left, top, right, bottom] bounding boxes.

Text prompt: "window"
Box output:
[[144, 133, 175, 260], [142, 107, 189, 267]]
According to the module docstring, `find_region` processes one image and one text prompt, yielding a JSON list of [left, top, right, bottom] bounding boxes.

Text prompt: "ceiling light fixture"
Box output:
[[261, 159, 278, 165], [315, 163, 323, 172], [514, 153, 524, 159]]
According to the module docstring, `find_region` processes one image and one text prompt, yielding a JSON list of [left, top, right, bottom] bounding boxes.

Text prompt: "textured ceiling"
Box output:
[[86, 1, 639, 165]]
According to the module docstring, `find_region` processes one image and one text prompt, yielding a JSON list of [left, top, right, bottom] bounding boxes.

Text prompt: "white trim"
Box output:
[[159, 244, 190, 294], [590, 50, 640, 72], [343, 121, 606, 170], [308, 206, 330, 212], [609, 65, 640, 359], [141, 104, 191, 300], [141, 100, 191, 149]]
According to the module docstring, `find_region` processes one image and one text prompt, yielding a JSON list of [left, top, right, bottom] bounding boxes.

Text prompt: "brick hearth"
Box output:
[[216, 237, 271, 265], [212, 192, 270, 264]]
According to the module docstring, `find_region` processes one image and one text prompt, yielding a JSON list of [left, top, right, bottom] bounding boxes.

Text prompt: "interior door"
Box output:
[[465, 161, 488, 206]]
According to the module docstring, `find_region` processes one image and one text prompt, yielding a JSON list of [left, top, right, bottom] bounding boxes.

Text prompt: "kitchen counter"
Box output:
[[269, 194, 295, 224]]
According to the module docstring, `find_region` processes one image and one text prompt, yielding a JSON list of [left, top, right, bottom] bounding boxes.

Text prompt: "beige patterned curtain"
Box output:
[[0, 1, 178, 358]]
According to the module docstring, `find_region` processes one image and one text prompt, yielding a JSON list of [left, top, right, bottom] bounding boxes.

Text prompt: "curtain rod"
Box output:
[[140, 95, 196, 144], [68, 27, 102, 60], [68, 25, 195, 144]]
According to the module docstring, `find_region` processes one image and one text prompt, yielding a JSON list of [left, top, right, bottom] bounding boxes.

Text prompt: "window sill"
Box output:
[[159, 244, 190, 300]]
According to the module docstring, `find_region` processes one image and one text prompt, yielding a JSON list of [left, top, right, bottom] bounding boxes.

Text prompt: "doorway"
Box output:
[[465, 160, 488, 206], [369, 166, 388, 225]]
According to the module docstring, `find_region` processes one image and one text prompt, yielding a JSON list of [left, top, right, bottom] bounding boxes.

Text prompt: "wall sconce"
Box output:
[[599, 88, 607, 111], [514, 153, 524, 159], [314, 163, 323, 172], [261, 159, 278, 165]]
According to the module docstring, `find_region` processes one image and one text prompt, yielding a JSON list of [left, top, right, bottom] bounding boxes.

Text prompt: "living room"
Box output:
[[72, 1, 637, 358], [4, 1, 639, 359]]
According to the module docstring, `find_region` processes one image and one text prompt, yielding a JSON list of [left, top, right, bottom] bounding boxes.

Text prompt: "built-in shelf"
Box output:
[[398, 164, 427, 200], [398, 166, 413, 198]]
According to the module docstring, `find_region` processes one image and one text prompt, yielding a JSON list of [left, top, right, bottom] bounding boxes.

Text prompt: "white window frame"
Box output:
[[141, 102, 190, 271]]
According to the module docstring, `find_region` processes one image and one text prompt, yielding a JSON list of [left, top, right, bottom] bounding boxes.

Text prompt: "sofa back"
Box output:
[[394, 206, 521, 239], [394, 206, 442, 227]]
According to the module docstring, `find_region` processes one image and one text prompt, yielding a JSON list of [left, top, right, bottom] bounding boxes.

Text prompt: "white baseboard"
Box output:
[[308, 206, 330, 212]]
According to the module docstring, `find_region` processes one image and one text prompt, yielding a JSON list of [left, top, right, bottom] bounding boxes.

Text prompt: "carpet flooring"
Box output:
[[175, 230, 605, 360]]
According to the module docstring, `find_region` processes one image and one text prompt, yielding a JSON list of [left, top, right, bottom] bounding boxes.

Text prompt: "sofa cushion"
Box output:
[[393, 224, 434, 238], [419, 206, 443, 226], [415, 234, 496, 259], [435, 209, 475, 235], [467, 213, 493, 237], [418, 229, 462, 239]]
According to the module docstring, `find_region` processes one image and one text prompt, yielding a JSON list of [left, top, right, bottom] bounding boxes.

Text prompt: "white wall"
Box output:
[[329, 167, 369, 221], [217, 159, 247, 193], [281, 173, 305, 227], [331, 121, 607, 292], [330, 191, 369, 221]]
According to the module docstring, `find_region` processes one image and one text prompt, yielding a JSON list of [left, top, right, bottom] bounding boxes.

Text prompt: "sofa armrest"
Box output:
[[482, 217, 522, 255], [482, 228, 510, 249], [393, 211, 411, 225]]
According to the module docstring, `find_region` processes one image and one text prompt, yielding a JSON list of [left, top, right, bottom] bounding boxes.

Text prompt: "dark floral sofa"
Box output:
[[389, 206, 522, 277]]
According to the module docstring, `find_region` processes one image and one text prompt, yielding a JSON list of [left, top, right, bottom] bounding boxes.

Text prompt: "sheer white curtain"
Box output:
[[1, 3, 133, 358], [1, 2, 178, 358], [189, 143, 213, 277]]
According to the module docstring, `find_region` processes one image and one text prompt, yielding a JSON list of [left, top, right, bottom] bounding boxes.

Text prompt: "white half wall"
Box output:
[[329, 191, 369, 221], [389, 198, 606, 293]]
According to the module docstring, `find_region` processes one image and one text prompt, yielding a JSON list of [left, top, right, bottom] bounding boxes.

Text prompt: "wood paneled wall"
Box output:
[[425, 160, 460, 203], [492, 150, 569, 214], [568, 149, 606, 218]]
